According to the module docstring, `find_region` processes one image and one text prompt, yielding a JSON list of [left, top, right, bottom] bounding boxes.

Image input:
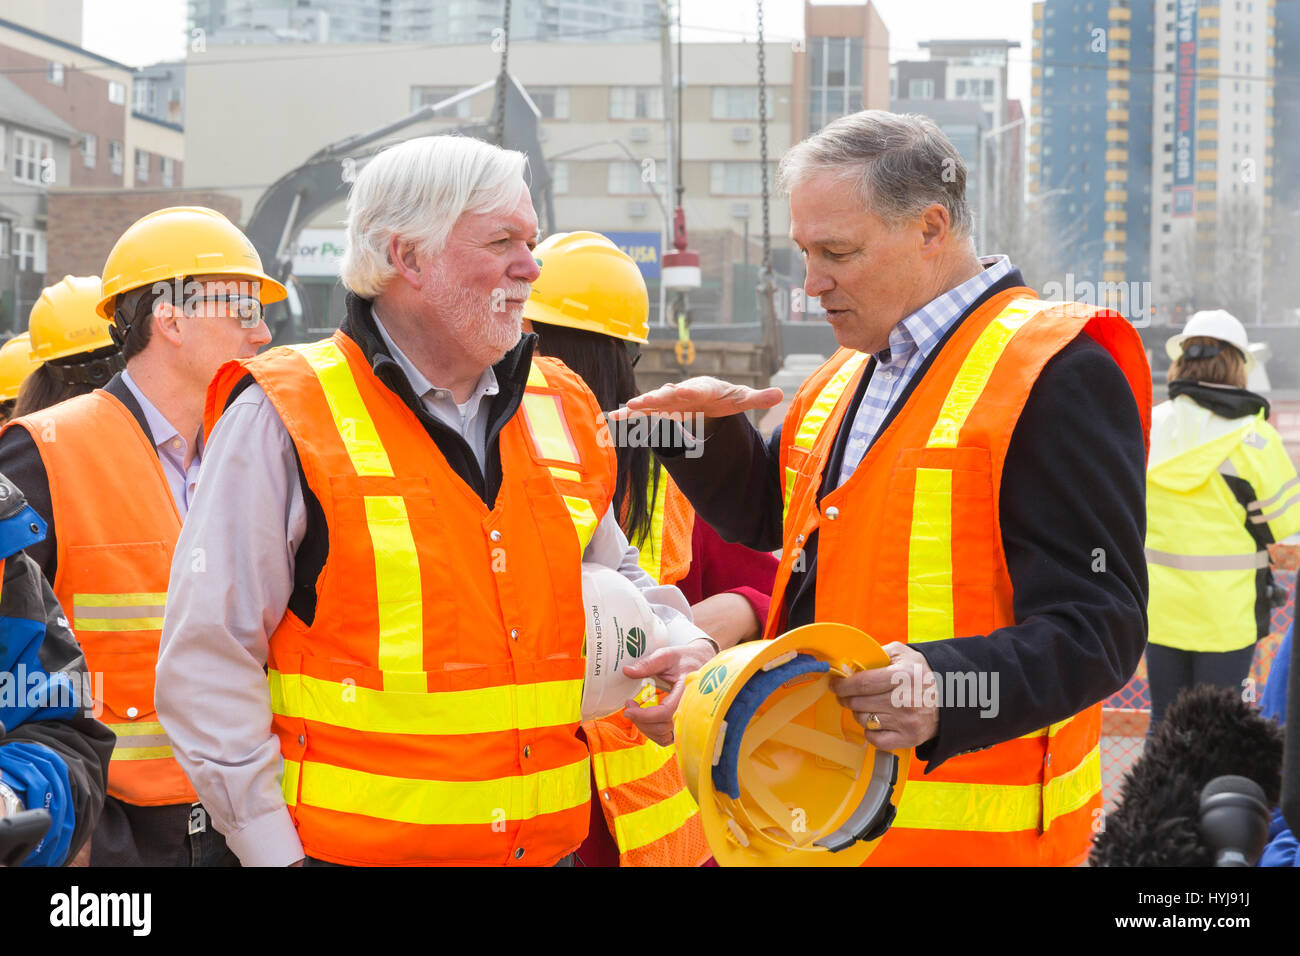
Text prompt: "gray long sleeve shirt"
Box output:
[[156, 312, 705, 867]]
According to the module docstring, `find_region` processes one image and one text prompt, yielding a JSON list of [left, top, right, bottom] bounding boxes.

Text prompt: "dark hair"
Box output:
[[531, 321, 658, 547], [1168, 335, 1248, 390], [111, 286, 161, 362], [0, 399, 13, 425], [12, 345, 124, 417]]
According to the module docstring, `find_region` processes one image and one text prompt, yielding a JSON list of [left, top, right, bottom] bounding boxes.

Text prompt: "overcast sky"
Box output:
[[78, 0, 1036, 105]]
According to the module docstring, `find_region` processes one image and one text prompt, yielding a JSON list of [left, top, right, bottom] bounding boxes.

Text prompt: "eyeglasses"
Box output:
[[186, 294, 265, 329], [624, 340, 642, 368]]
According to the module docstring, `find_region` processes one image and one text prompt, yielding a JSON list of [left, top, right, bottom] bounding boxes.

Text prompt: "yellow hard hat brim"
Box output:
[[95, 269, 288, 322], [675, 622, 909, 866]]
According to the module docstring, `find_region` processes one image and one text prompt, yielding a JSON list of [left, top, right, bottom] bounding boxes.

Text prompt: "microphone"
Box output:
[[1090, 684, 1283, 866], [1199, 775, 1271, 867]]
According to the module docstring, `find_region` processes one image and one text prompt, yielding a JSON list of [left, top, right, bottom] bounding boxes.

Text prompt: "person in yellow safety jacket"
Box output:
[[1146, 309, 1300, 728], [0, 333, 43, 424], [0, 207, 280, 866], [13, 276, 125, 419], [523, 230, 778, 866]]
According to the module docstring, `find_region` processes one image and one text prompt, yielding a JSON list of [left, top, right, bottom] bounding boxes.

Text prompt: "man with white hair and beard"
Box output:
[[155, 136, 716, 867]]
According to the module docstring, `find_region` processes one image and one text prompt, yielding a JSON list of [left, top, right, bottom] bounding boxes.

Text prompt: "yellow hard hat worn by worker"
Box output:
[[675, 622, 909, 866], [30, 275, 124, 387], [523, 231, 650, 344], [0, 333, 42, 403], [96, 206, 288, 333]]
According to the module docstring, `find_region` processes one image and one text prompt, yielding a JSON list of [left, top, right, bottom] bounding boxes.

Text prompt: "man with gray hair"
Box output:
[[156, 135, 716, 867], [619, 110, 1152, 865]]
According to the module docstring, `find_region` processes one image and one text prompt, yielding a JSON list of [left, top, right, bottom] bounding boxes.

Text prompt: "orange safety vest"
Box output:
[[769, 291, 1152, 866], [207, 331, 698, 865], [3, 392, 197, 807], [633, 463, 695, 587]]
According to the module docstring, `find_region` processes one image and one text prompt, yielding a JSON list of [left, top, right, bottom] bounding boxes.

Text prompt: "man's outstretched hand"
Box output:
[[609, 377, 783, 426]]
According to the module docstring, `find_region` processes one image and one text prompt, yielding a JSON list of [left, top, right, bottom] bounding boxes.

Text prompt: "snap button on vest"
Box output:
[[490, 529, 502, 542], [510, 628, 520, 640], [514, 847, 525, 860], [126, 707, 138, 718], [825, 506, 840, 520]]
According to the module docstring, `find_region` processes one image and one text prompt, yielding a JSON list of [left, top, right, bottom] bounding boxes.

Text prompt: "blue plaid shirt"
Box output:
[[835, 255, 1013, 487]]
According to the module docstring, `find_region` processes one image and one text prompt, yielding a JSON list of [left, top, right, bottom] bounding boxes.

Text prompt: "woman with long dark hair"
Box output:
[[523, 231, 776, 866]]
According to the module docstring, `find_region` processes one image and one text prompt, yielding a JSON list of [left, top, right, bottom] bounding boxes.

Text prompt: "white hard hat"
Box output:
[[1166, 309, 1255, 373], [579, 563, 669, 722]]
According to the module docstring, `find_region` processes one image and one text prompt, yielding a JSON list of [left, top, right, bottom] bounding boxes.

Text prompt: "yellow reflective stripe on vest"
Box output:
[[282, 755, 591, 825], [611, 788, 699, 853], [522, 392, 581, 464], [1044, 743, 1102, 829], [783, 352, 869, 524], [293, 340, 394, 477], [907, 467, 955, 644], [635, 465, 671, 581], [72, 592, 167, 632], [591, 737, 676, 791], [926, 298, 1047, 449], [109, 721, 175, 761], [907, 299, 1055, 642], [894, 744, 1101, 832], [365, 495, 424, 690], [269, 670, 584, 735], [295, 342, 425, 688], [562, 496, 600, 552]]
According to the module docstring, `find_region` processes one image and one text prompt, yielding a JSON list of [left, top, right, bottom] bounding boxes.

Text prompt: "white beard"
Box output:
[[427, 262, 528, 367]]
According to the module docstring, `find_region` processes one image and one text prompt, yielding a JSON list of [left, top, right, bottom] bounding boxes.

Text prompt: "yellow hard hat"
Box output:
[[675, 622, 909, 866], [29, 276, 116, 363], [524, 231, 649, 344], [96, 206, 288, 320], [0, 333, 43, 403]]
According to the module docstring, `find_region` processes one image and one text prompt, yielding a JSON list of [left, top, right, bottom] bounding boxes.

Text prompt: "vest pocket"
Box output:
[[882, 447, 998, 640], [63, 540, 171, 724]]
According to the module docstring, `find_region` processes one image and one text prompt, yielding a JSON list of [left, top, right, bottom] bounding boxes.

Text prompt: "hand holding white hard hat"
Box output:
[[1165, 309, 1255, 373], [579, 563, 670, 722]]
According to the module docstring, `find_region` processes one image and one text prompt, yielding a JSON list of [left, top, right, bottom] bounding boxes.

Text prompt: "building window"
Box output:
[[410, 86, 471, 117], [609, 87, 663, 120], [809, 35, 863, 133], [47, 62, 64, 85], [135, 149, 149, 183], [908, 78, 935, 99], [607, 160, 650, 194], [12, 228, 46, 272], [108, 81, 126, 105], [161, 155, 174, 187], [109, 140, 123, 175], [983, 78, 994, 97], [82, 133, 96, 168], [12, 133, 53, 185], [709, 162, 773, 195], [550, 161, 569, 195], [711, 87, 774, 120], [133, 79, 156, 114], [530, 86, 570, 119], [956, 78, 967, 96]]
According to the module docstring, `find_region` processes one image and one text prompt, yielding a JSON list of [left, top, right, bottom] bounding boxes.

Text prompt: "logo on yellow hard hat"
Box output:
[[699, 664, 728, 695]]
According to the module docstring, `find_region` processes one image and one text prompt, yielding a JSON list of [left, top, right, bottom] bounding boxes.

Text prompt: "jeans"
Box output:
[[89, 797, 239, 867]]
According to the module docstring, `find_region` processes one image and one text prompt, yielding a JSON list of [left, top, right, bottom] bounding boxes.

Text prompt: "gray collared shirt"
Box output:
[[120, 369, 203, 516], [156, 326, 705, 868]]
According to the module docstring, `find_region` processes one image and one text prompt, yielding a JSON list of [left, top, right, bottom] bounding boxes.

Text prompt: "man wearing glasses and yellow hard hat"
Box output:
[[0, 206, 281, 866]]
